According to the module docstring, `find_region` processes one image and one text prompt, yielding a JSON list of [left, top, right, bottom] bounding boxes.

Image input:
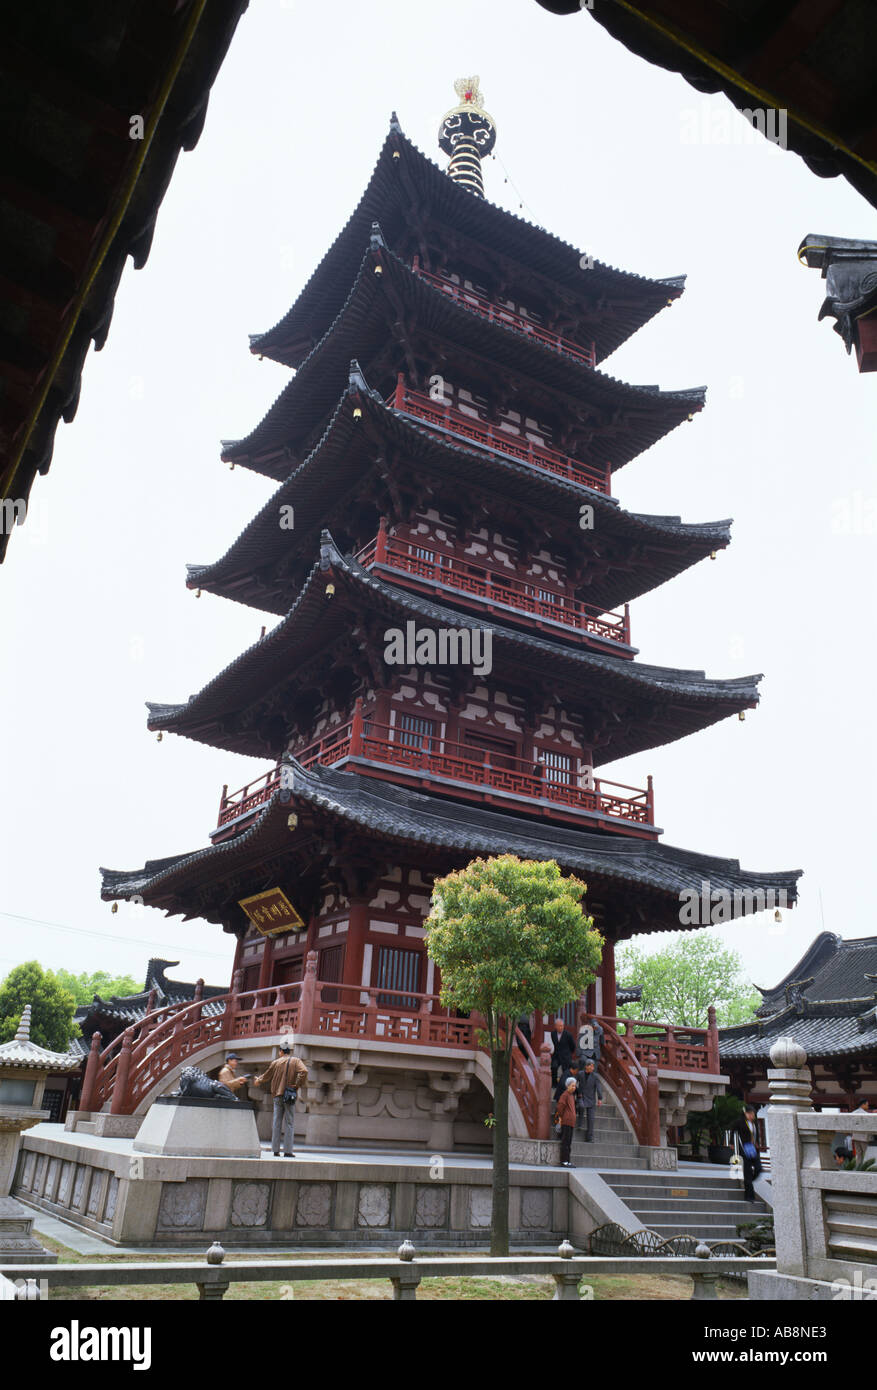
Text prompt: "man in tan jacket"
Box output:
[[254, 1040, 308, 1158]]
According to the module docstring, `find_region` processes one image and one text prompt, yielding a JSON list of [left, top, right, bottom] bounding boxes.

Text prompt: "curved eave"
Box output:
[[191, 387, 731, 614], [223, 243, 704, 475], [150, 534, 760, 759], [248, 127, 687, 369], [100, 762, 801, 929]]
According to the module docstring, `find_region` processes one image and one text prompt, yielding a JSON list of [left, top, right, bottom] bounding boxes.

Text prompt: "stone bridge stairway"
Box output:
[[599, 1169, 771, 1243], [566, 1093, 770, 1242]]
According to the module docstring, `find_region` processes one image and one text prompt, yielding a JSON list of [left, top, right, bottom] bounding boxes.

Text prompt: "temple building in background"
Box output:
[[95, 80, 800, 1152]]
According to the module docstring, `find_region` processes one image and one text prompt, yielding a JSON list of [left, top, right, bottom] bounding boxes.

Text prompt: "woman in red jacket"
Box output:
[[555, 1077, 578, 1167]]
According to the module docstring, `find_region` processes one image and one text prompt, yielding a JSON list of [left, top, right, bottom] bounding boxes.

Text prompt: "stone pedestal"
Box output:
[[133, 1096, 261, 1158], [0, 1195, 57, 1264]]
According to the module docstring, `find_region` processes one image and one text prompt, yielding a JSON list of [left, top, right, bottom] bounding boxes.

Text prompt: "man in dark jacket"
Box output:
[[550, 1018, 575, 1084], [734, 1105, 762, 1201], [579, 1061, 603, 1142]]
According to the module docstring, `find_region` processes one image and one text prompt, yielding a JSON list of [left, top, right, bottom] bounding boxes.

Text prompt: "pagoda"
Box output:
[[98, 81, 801, 1152]]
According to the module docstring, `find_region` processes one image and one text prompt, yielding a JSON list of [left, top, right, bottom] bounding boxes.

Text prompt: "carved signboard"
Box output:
[[238, 888, 305, 936]]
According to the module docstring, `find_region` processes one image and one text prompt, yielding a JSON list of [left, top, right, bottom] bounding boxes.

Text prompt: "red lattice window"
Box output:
[[375, 946, 422, 1010]]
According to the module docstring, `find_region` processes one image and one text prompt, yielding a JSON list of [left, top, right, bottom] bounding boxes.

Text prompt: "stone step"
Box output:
[[569, 1155, 650, 1170], [570, 1144, 643, 1161], [632, 1205, 766, 1223], [613, 1195, 767, 1214]]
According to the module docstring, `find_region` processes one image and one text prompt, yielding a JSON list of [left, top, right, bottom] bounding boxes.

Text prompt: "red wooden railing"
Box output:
[[217, 711, 655, 833], [78, 972, 719, 1142], [387, 376, 611, 496], [355, 526, 631, 650], [412, 261, 597, 369], [79, 959, 544, 1134]]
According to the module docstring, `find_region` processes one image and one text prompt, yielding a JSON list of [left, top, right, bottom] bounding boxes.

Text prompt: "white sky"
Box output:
[[1, 0, 875, 999]]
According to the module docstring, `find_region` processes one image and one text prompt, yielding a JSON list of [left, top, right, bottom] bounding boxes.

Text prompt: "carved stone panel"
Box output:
[[58, 1161, 73, 1206], [648, 1147, 678, 1171], [357, 1184, 391, 1228], [86, 1170, 104, 1218], [468, 1188, 492, 1228], [22, 1150, 35, 1191], [415, 1184, 449, 1229], [295, 1183, 332, 1228], [231, 1181, 271, 1228], [104, 1176, 120, 1224], [46, 1158, 60, 1201], [34, 1154, 48, 1195], [157, 1178, 208, 1231], [72, 1166, 86, 1210], [520, 1187, 552, 1230]]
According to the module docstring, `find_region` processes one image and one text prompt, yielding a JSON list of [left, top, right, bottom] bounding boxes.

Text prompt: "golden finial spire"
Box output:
[[438, 76, 497, 198]]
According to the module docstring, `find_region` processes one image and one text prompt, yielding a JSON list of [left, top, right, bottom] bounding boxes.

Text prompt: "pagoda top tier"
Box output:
[[248, 119, 686, 370]]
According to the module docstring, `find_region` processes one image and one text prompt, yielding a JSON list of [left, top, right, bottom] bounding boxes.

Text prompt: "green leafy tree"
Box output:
[[616, 932, 760, 1028], [0, 961, 78, 1051], [426, 855, 602, 1255], [54, 969, 141, 1007]]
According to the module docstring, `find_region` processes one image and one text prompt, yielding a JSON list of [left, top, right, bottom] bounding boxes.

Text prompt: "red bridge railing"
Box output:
[[356, 524, 631, 651], [387, 376, 611, 496]]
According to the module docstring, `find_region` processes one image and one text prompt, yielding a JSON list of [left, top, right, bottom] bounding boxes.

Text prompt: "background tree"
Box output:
[[0, 961, 78, 1051], [426, 855, 602, 1256], [616, 931, 760, 1027], [54, 968, 141, 1007]]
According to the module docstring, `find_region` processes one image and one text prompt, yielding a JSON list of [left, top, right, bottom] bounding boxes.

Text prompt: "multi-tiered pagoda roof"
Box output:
[[102, 97, 801, 944]]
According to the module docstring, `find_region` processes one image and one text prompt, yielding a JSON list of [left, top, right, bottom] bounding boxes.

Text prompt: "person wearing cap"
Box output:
[[555, 1077, 578, 1167], [218, 1053, 251, 1096], [254, 1040, 309, 1158]]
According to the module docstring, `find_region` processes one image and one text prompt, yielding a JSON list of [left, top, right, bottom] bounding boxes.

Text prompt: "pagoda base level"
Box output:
[[11, 1131, 618, 1250]]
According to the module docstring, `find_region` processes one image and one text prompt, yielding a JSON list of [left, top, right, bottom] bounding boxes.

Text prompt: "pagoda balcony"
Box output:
[[214, 704, 656, 839], [412, 260, 598, 369], [356, 523, 632, 654], [386, 376, 611, 495]]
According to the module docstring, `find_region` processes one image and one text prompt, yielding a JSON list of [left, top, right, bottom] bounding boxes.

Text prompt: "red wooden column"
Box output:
[[80, 1031, 103, 1112], [345, 899, 370, 993], [601, 932, 617, 1020], [111, 1031, 133, 1114], [257, 934, 275, 991]]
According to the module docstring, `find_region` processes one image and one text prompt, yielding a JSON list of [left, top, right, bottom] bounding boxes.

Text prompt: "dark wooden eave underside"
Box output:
[[149, 533, 761, 762], [223, 244, 704, 479], [0, 0, 249, 563], [534, 0, 877, 214], [248, 125, 687, 370], [189, 386, 732, 616], [99, 760, 801, 935]]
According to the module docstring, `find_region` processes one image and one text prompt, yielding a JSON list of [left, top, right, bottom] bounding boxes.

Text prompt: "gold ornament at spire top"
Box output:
[[455, 76, 484, 108]]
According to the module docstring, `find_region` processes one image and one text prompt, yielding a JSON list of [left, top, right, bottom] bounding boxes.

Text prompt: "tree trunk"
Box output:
[[491, 1045, 511, 1256]]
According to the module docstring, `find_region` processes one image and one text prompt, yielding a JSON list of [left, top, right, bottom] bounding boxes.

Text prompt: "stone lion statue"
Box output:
[[173, 1066, 237, 1101]]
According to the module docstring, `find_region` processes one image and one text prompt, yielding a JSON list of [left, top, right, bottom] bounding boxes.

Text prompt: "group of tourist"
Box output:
[[549, 1015, 605, 1168], [218, 1042, 308, 1157], [832, 1098, 875, 1167]]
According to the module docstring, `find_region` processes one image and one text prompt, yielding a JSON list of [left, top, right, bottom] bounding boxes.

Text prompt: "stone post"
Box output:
[[646, 1060, 661, 1148], [762, 1035, 813, 1277]]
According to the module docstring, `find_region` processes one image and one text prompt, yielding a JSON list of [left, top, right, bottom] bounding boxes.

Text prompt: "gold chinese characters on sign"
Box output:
[[238, 888, 305, 936]]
